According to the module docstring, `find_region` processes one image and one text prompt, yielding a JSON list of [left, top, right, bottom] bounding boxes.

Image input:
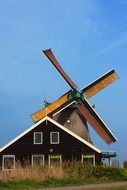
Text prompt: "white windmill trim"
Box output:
[[84, 97, 117, 141], [53, 101, 76, 117]]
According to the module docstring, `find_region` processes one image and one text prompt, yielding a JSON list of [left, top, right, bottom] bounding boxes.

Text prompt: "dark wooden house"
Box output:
[[0, 116, 102, 170], [0, 49, 118, 170]]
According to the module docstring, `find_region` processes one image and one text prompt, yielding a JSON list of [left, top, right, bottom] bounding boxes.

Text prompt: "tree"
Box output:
[[123, 160, 127, 168]]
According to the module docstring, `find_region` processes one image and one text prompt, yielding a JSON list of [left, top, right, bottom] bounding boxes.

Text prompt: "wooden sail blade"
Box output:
[[76, 100, 117, 144], [31, 93, 70, 122], [43, 49, 77, 90], [81, 69, 119, 99]]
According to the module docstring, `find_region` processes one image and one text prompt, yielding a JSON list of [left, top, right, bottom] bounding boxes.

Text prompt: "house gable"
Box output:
[[0, 116, 102, 168], [0, 116, 101, 154]]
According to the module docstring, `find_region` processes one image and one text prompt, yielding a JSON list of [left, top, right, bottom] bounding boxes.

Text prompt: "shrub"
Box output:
[[93, 166, 126, 181], [63, 161, 94, 179]]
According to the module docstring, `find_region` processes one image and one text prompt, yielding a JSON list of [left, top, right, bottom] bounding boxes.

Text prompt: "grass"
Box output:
[[0, 178, 94, 190], [0, 179, 127, 190], [0, 162, 127, 190]]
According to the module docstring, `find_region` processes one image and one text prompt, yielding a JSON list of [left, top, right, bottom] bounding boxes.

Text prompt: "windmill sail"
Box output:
[[81, 69, 118, 99], [43, 49, 77, 90], [32, 49, 118, 144]]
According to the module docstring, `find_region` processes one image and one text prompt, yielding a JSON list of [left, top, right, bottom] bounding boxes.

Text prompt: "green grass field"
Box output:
[[0, 162, 127, 190], [0, 178, 85, 190], [0, 178, 127, 190]]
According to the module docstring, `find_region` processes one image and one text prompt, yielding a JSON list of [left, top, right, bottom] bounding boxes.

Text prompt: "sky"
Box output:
[[0, 0, 127, 165]]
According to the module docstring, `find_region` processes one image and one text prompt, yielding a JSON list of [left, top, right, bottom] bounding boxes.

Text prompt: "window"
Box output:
[[32, 155, 44, 166], [2, 155, 15, 170], [34, 132, 43, 144], [81, 154, 95, 166], [50, 132, 59, 144], [49, 155, 62, 166]]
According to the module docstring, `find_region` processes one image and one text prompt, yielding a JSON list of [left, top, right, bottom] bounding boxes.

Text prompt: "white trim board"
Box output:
[[2, 155, 15, 171], [0, 116, 101, 153], [53, 101, 76, 117], [83, 96, 117, 141]]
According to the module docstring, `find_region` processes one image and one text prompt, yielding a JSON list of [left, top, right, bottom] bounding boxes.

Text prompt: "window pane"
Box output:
[[51, 132, 59, 144], [49, 155, 61, 166], [82, 154, 95, 166], [34, 132, 42, 144], [3, 156, 15, 170], [32, 155, 44, 166]]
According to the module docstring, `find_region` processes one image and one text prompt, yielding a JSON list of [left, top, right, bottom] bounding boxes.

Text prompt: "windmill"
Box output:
[[32, 49, 118, 145]]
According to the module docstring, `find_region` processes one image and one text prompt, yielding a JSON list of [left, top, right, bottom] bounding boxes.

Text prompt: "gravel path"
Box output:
[[38, 181, 127, 190]]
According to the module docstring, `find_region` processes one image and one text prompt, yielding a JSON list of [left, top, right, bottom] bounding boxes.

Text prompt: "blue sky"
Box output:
[[0, 0, 127, 165]]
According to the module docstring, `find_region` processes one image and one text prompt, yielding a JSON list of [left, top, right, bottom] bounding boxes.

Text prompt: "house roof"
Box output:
[[0, 116, 101, 153]]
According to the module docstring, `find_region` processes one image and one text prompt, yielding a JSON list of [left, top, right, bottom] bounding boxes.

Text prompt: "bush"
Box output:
[[93, 166, 126, 181], [63, 161, 127, 181], [63, 161, 94, 179]]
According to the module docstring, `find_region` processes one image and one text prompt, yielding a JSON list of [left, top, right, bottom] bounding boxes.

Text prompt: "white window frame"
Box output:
[[34, 132, 43, 144], [31, 154, 44, 166], [48, 154, 62, 166], [81, 154, 95, 166], [50, 132, 59, 144], [2, 155, 15, 171]]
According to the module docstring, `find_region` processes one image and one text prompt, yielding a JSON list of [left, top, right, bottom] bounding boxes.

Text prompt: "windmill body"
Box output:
[[53, 105, 91, 142], [32, 49, 118, 145]]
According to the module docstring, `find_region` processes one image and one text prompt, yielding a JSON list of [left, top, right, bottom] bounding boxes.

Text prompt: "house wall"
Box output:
[[0, 120, 101, 169]]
